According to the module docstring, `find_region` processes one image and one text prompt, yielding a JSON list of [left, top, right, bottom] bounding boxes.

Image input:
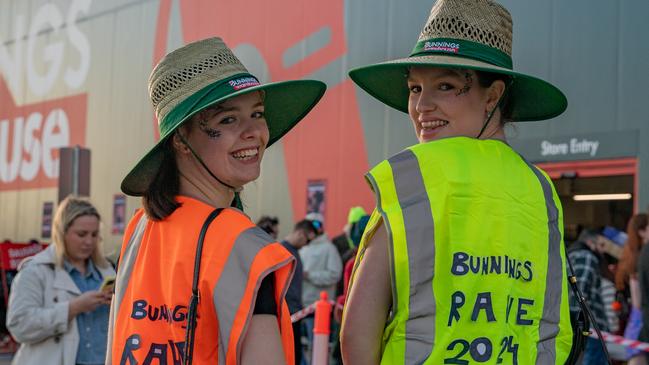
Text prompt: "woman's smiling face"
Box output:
[[407, 66, 505, 143], [182, 91, 270, 187]]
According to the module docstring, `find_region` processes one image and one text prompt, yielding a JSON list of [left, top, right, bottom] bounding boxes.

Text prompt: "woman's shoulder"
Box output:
[[209, 208, 269, 234], [18, 246, 55, 272], [97, 260, 117, 277], [123, 209, 147, 235], [13, 253, 55, 290], [199, 208, 275, 246]]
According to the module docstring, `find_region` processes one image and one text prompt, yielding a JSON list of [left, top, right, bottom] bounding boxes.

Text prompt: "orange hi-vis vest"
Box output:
[[106, 196, 296, 365]]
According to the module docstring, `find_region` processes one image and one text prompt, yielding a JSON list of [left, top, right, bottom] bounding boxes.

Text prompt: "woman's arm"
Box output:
[[240, 314, 286, 365], [240, 275, 286, 365], [341, 221, 391, 365], [6, 266, 70, 344]]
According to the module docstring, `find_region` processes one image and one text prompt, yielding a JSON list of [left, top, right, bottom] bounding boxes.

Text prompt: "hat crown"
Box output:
[[419, 0, 513, 57], [148, 37, 249, 124]]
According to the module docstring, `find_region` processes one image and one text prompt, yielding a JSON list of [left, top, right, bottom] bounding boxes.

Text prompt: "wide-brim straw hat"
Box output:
[[121, 37, 326, 196], [348, 0, 567, 121]]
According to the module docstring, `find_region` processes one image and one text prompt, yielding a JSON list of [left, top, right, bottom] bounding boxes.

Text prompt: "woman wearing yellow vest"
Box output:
[[106, 38, 325, 364], [341, 0, 575, 364]]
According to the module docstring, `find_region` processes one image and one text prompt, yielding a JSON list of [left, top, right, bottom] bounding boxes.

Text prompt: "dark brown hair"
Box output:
[[615, 213, 648, 290], [257, 216, 279, 234], [475, 70, 513, 123], [142, 137, 181, 221]]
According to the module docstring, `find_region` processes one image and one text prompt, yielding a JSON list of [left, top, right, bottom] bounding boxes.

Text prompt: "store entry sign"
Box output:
[[510, 131, 638, 162], [541, 138, 599, 158]]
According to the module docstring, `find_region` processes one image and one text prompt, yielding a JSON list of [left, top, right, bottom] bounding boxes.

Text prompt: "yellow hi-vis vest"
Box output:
[[354, 137, 573, 365]]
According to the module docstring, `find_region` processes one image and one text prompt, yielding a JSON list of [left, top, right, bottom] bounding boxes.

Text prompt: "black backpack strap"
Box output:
[[183, 208, 223, 365], [564, 253, 612, 365]]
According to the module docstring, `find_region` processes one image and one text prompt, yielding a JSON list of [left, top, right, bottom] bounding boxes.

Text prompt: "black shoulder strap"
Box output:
[[565, 254, 612, 365], [183, 208, 223, 365]]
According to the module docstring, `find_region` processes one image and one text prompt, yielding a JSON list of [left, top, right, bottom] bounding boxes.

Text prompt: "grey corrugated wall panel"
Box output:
[[346, 0, 427, 165], [503, 0, 649, 210]]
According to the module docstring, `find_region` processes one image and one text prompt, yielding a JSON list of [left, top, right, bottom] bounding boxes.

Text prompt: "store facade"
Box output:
[[511, 131, 644, 238], [1, 0, 648, 254]]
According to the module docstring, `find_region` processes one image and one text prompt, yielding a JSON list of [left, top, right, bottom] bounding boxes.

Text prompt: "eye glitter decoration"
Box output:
[[199, 119, 221, 139], [456, 72, 473, 96]]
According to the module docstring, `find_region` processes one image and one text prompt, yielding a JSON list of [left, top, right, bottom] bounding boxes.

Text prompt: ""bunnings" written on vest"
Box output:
[[120, 299, 188, 364]]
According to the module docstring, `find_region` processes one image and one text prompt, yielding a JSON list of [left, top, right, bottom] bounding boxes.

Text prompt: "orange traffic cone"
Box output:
[[311, 291, 332, 365]]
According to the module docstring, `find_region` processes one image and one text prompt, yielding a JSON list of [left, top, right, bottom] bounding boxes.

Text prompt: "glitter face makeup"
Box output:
[[456, 72, 473, 96], [199, 118, 222, 139]]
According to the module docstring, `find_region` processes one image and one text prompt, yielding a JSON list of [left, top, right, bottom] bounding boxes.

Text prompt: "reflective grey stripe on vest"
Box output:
[[106, 213, 148, 364], [387, 149, 436, 365], [525, 162, 563, 364], [365, 174, 399, 324], [213, 226, 294, 365]]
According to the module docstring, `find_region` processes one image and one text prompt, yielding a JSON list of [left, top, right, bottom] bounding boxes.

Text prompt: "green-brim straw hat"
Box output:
[[121, 37, 326, 196], [348, 0, 567, 121]]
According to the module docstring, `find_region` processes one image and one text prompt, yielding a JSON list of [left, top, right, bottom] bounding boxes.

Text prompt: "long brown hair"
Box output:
[[142, 137, 181, 221], [615, 213, 648, 290]]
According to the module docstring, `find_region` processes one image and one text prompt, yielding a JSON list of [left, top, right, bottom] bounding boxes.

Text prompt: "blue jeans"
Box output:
[[582, 337, 608, 365], [301, 317, 314, 365]]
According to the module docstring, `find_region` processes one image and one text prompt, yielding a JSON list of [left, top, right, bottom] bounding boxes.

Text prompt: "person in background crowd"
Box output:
[[280, 219, 317, 365], [331, 207, 367, 301], [568, 229, 610, 365], [7, 196, 115, 365], [332, 214, 370, 364], [341, 0, 575, 363], [258, 215, 280, 240], [616, 214, 648, 364], [108, 37, 325, 364], [599, 250, 620, 334], [332, 206, 367, 262], [335, 214, 371, 321], [300, 212, 342, 359], [592, 228, 623, 338], [635, 214, 649, 364]]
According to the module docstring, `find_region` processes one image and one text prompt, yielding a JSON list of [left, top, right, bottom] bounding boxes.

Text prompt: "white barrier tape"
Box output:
[[290, 300, 344, 323], [291, 306, 649, 352], [589, 330, 649, 353], [291, 304, 316, 322]]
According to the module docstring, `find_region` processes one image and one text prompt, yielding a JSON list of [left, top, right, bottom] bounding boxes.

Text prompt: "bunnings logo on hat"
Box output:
[[424, 40, 460, 53], [229, 76, 260, 90]]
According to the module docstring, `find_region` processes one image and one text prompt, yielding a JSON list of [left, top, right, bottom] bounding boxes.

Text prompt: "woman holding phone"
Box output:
[[7, 196, 116, 365]]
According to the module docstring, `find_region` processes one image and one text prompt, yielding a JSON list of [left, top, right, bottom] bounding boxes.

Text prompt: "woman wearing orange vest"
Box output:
[[106, 38, 325, 365]]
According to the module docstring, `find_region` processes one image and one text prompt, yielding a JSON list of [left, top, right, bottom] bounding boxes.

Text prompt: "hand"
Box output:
[[69, 291, 112, 318]]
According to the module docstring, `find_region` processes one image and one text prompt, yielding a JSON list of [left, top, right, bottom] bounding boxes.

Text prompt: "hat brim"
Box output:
[[349, 55, 567, 122], [121, 79, 326, 196]]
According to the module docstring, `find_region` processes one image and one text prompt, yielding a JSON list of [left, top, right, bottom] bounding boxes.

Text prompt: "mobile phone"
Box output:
[[100, 276, 116, 292]]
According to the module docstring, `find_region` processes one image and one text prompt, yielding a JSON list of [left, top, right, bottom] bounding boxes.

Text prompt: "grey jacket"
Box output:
[[299, 234, 342, 307], [6, 245, 115, 365]]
